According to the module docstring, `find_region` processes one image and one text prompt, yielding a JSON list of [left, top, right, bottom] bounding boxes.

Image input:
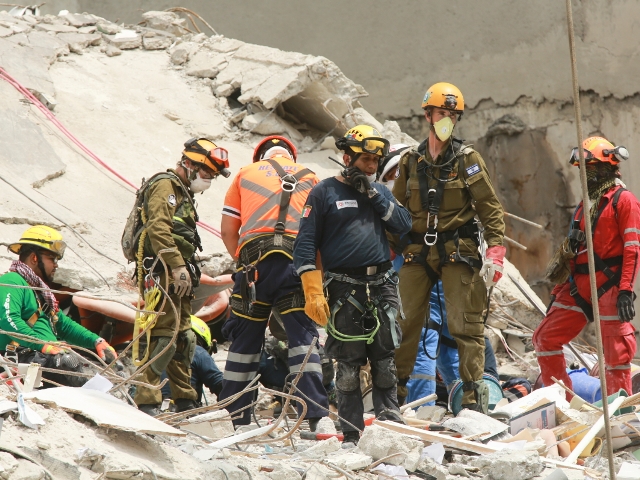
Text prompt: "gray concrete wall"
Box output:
[[39, 0, 640, 301]]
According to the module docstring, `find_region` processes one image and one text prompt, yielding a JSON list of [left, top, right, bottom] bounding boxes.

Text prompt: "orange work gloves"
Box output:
[[41, 344, 68, 355], [95, 338, 118, 363], [300, 270, 330, 327]]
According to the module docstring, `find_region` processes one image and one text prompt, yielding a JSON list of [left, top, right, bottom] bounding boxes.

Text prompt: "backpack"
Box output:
[[121, 172, 182, 263]]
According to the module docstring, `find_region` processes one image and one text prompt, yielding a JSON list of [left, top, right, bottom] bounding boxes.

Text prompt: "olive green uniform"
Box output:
[[390, 140, 504, 404], [134, 169, 199, 405]]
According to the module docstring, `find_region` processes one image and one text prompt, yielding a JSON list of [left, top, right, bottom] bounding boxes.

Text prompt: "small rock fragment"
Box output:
[[315, 416, 337, 434], [471, 450, 543, 480]]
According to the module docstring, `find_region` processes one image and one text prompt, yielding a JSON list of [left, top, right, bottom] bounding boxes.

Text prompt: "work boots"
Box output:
[[175, 398, 198, 413], [460, 380, 489, 414], [138, 404, 161, 417], [377, 408, 406, 424], [342, 430, 360, 447]]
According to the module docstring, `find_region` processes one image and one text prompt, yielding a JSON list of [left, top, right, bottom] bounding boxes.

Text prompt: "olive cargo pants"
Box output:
[[396, 259, 487, 405], [134, 274, 198, 405]]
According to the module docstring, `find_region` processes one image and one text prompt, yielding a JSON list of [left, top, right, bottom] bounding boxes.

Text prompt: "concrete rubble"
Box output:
[[0, 6, 639, 480]]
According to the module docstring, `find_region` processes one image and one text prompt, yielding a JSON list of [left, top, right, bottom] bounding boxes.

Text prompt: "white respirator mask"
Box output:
[[190, 171, 212, 193], [383, 179, 395, 191]]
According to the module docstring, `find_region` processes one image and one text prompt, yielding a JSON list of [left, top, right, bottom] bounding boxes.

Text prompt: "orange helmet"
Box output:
[[252, 136, 297, 163], [569, 136, 629, 167], [421, 82, 465, 112]]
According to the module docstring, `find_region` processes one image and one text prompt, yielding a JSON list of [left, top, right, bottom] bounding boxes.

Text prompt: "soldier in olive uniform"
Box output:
[[134, 138, 230, 415], [391, 83, 505, 412]]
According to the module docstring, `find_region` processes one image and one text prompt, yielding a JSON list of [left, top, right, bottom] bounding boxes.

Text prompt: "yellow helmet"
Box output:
[[336, 124, 390, 157], [190, 315, 212, 348], [8, 225, 66, 259], [421, 82, 465, 112], [182, 138, 231, 178]]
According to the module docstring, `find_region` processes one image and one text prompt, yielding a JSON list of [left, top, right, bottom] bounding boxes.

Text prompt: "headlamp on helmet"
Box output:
[[183, 138, 231, 178], [421, 82, 465, 115]]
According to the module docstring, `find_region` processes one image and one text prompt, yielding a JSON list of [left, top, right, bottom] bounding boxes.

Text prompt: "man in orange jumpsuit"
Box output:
[[534, 137, 640, 398]]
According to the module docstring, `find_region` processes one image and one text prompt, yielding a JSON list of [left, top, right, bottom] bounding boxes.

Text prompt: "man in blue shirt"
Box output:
[[294, 125, 412, 445]]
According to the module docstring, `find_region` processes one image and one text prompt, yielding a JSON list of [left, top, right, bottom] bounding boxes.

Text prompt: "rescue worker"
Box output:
[[391, 83, 506, 413], [0, 226, 117, 387], [219, 136, 329, 428], [134, 138, 230, 416], [161, 316, 223, 405], [294, 125, 412, 445], [534, 137, 639, 398], [406, 281, 499, 405]]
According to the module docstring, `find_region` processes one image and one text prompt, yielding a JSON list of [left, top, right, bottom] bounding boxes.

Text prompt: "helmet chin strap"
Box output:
[[180, 159, 199, 184], [35, 252, 51, 284]]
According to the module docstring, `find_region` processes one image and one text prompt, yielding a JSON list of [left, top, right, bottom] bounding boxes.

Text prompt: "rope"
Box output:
[[0, 67, 222, 239], [565, 1, 616, 477]]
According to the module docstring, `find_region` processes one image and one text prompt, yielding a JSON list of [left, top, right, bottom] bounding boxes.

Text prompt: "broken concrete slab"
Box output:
[[415, 456, 448, 480], [56, 32, 101, 54], [0, 453, 18, 480], [35, 23, 78, 34], [95, 22, 120, 35], [358, 424, 424, 471], [300, 436, 341, 458], [0, 25, 12, 37], [169, 41, 199, 65], [142, 31, 174, 50], [22, 387, 185, 436], [141, 11, 187, 36], [102, 30, 141, 50], [471, 450, 544, 480], [59, 13, 97, 28], [241, 111, 304, 141], [186, 49, 229, 78], [327, 452, 373, 471]]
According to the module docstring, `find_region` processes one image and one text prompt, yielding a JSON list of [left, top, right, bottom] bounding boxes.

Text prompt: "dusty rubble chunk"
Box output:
[[470, 450, 543, 480], [142, 29, 175, 50], [415, 456, 448, 480], [170, 41, 199, 65], [35, 23, 77, 34], [0, 452, 18, 480], [11, 459, 45, 480], [300, 436, 341, 458], [96, 22, 120, 35], [141, 11, 187, 36], [57, 32, 101, 54], [327, 452, 373, 471], [59, 13, 97, 28], [358, 424, 424, 471], [102, 30, 141, 50], [315, 416, 338, 434]]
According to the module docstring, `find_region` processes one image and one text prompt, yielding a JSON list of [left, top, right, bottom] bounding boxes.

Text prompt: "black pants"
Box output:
[[325, 273, 402, 433]]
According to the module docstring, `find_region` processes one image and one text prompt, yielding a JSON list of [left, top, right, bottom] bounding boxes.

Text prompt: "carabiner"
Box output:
[[281, 173, 298, 193], [424, 214, 438, 246]]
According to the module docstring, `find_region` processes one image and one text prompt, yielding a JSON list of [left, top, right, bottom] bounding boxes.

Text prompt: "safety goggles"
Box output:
[[22, 238, 67, 259], [341, 137, 390, 156], [603, 146, 629, 162], [569, 146, 629, 166], [184, 138, 230, 174]]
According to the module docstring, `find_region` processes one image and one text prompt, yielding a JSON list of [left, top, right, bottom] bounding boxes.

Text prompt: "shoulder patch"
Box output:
[[336, 200, 358, 209], [167, 194, 177, 207], [466, 164, 481, 177], [301, 205, 312, 218], [461, 146, 475, 155]]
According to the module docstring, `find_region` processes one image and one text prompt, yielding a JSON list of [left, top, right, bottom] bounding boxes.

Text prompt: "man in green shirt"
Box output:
[[0, 225, 117, 387]]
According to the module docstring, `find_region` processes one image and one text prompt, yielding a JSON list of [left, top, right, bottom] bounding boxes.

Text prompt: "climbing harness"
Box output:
[[324, 270, 399, 346], [568, 187, 627, 322]]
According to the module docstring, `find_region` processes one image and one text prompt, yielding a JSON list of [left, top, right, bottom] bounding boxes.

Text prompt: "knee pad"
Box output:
[[149, 337, 178, 376], [335, 363, 360, 393], [372, 357, 398, 390]]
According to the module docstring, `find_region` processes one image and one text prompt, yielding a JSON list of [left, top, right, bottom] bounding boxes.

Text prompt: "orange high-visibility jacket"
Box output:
[[222, 156, 318, 257]]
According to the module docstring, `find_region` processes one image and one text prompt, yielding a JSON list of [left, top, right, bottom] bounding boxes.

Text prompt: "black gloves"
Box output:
[[617, 290, 636, 322], [342, 167, 370, 194], [546, 295, 556, 315]]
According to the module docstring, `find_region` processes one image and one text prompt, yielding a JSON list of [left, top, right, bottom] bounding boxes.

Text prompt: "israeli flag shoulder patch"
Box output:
[[466, 164, 481, 177]]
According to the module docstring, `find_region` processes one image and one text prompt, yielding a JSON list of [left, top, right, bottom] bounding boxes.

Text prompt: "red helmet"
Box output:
[[252, 135, 298, 163]]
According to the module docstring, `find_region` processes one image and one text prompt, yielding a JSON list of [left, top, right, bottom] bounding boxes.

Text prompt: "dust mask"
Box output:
[[383, 179, 395, 191], [190, 171, 212, 193], [433, 116, 454, 142], [366, 172, 377, 184]]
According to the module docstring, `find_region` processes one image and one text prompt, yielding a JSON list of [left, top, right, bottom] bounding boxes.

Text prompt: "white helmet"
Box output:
[[378, 144, 409, 184]]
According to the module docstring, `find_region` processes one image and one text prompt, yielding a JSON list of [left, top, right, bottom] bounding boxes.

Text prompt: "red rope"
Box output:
[[0, 67, 221, 237]]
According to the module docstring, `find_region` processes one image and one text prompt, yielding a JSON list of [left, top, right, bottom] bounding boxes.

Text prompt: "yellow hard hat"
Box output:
[[421, 82, 465, 112], [182, 138, 231, 177], [190, 315, 212, 348], [336, 124, 390, 157], [8, 225, 66, 259]]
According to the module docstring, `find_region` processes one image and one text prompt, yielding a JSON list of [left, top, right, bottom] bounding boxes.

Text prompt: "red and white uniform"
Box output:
[[533, 185, 640, 398]]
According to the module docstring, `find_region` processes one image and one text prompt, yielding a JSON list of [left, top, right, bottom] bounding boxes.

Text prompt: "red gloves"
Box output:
[[95, 338, 118, 363], [480, 245, 507, 287]]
